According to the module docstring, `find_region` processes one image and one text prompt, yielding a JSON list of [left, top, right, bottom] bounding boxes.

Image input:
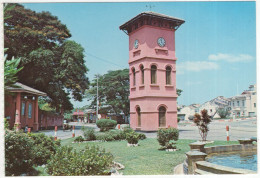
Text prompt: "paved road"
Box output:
[[39, 118, 257, 141], [144, 118, 257, 141]]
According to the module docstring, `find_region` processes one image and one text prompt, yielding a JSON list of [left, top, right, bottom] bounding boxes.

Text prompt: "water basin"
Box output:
[[206, 151, 257, 171]]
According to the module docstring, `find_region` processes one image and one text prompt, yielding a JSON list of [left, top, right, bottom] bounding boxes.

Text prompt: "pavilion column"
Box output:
[[33, 96, 39, 131], [14, 93, 21, 131]]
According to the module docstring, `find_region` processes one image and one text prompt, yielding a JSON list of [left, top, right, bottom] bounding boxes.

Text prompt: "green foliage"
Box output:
[[60, 137, 239, 175], [177, 117, 181, 123], [107, 130, 126, 140], [38, 97, 56, 111], [4, 4, 71, 59], [5, 131, 35, 176], [122, 126, 134, 133], [4, 118, 9, 130], [46, 145, 113, 176], [96, 119, 117, 132], [4, 4, 16, 21], [138, 133, 147, 140], [217, 107, 230, 118], [81, 127, 96, 141], [157, 128, 179, 149], [29, 133, 60, 166], [96, 130, 126, 142], [74, 136, 85, 143], [5, 130, 61, 176], [4, 48, 23, 90], [4, 4, 89, 112], [193, 109, 212, 141], [122, 127, 147, 141], [126, 131, 140, 144], [96, 133, 115, 142], [176, 88, 183, 96], [85, 69, 129, 116]]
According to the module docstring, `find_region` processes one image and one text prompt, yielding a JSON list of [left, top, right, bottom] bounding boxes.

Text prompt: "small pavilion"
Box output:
[[5, 82, 47, 131]]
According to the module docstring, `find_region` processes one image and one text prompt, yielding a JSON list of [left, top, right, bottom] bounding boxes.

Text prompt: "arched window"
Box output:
[[132, 68, 136, 86], [151, 65, 157, 84], [136, 107, 141, 127], [166, 66, 172, 85], [159, 106, 166, 127], [140, 65, 144, 84]]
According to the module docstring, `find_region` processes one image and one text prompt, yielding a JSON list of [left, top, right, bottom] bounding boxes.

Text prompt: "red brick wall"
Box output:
[[39, 110, 64, 130]]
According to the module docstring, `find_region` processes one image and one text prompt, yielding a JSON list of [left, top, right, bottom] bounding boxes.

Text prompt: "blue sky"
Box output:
[[23, 1, 256, 108]]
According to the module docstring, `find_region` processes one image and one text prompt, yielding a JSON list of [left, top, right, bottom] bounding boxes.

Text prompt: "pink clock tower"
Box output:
[[120, 12, 185, 131]]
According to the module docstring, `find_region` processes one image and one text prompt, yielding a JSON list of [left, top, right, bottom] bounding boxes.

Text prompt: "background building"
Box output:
[[5, 82, 63, 131], [228, 84, 257, 117]]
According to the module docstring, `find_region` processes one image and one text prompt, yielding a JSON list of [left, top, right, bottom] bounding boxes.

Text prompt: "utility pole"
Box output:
[[96, 75, 99, 120]]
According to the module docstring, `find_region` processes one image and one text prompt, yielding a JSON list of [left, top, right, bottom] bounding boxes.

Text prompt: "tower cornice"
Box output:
[[120, 11, 185, 35]]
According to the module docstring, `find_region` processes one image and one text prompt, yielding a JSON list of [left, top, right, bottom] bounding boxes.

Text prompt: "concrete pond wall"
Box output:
[[183, 139, 257, 174]]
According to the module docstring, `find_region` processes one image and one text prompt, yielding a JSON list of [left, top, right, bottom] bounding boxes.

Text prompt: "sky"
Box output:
[[22, 1, 256, 108]]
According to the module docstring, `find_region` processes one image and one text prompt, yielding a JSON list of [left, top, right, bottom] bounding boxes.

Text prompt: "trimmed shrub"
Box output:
[[81, 127, 96, 141], [96, 133, 115, 142], [108, 130, 125, 140], [157, 127, 179, 149], [29, 133, 60, 166], [5, 131, 35, 176], [126, 131, 140, 144], [138, 133, 146, 140], [122, 127, 134, 137], [46, 145, 113, 176], [74, 136, 84, 142], [96, 119, 117, 132]]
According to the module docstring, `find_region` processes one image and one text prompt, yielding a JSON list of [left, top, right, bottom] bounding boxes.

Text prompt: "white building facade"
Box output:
[[228, 84, 257, 117]]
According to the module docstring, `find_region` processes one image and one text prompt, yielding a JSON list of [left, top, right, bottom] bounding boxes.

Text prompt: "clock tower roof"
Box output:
[[120, 11, 185, 35]]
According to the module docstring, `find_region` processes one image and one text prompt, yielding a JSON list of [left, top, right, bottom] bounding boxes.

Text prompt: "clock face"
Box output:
[[134, 39, 139, 49], [157, 37, 166, 47]]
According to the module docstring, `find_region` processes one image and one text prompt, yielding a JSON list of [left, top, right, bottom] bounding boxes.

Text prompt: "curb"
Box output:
[[173, 163, 184, 175], [215, 117, 256, 123]]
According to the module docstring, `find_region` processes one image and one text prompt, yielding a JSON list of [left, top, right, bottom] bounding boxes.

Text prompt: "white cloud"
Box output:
[[208, 53, 254, 63], [177, 61, 219, 74]]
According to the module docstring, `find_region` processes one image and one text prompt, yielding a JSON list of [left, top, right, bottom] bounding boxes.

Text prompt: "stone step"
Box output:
[[195, 169, 216, 175]]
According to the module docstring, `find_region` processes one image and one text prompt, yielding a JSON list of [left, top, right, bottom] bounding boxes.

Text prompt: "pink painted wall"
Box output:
[[128, 25, 178, 131], [129, 25, 176, 63]]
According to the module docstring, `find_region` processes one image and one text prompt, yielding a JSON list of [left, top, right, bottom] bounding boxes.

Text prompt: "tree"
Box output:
[[4, 4, 71, 60], [86, 68, 182, 117], [4, 49, 23, 90], [217, 107, 230, 118], [85, 69, 129, 117], [176, 88, 182, 97], [4, 4, 89, 111], [193, 109, 212, 141], [4, 4, 23, 90]]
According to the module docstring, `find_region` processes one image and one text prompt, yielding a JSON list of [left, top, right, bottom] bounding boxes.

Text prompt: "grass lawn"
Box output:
[[60, 138, 239, 175]]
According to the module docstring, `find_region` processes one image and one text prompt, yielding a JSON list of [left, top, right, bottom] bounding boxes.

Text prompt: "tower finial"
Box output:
[[145, 4, 155, 11]]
